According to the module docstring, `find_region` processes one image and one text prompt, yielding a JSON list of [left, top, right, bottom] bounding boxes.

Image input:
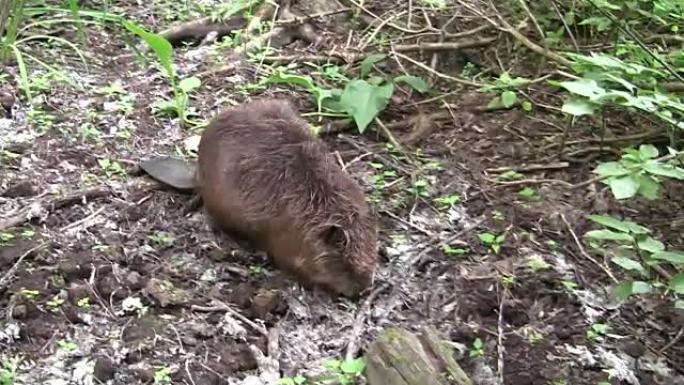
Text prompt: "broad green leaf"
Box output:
[[394, 75, 430, 93], [643, 162, 684, 180], [123, 21, 174, 80], [486, 96, 503, 109], [178, 76, 201, 93], [478, 233, 496, 244], [558, 78, 604, 98], [562, 98, 597, 116], [340, 357, 366, 374], [593, 162, 628, 177], [587, 215, 631, 233], [639, 144, 659, 159], [635, 175, 659, 200], [637, 237, 665, 253], [608, 176, 639, 200], [584, 229, 633, 242], [360, 54, 386, 78], [651, 251, 684, 264], [611, 256, 647, 276], [501, 91, 517, 107], [670, 273, 684, 294], [339, 79, 393, 133], [613, 281, 652, 300]]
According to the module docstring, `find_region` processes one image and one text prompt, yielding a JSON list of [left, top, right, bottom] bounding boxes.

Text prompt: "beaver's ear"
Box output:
[[322, 224, 349, 250]]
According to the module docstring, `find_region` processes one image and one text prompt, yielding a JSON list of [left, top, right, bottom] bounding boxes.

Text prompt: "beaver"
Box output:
[[140, 98, 378, 297]]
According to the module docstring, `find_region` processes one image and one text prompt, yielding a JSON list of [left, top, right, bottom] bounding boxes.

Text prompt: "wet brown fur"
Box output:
[[196, 98, 377, 297]]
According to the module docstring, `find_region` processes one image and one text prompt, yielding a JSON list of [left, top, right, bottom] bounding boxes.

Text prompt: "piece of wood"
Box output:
[[365, 326, 472, 385]]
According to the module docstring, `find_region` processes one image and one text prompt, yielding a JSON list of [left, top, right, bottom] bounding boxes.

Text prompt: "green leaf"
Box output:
[[562, 97, 597, 116], [611, 257, 647, 276], [633, 174, 658, 200], [584, 229, 633, 242], [587, 215, 631, 233], [609, 176, 639, 200], [558, 78, 605, 98], [478, 233, 495, 244], [670, 273, 684, 294], [651, 251, 684, 264], [521, 100, 533, 111], [593, 162, 628, 177], [360, 54, 386, 78], [340, 357, 366, 374], [123, 21, 174, 80], [501, 91, 517, 107], [394, 75, 430, 93], [339, 79, 393, 133], [637, 237, 665, 253], [643, 162, 684, 180], [486, 96, 503, 109], [613, 281, 652, 300], [178, 76, 201, 93], [638, 144, 659, 159]]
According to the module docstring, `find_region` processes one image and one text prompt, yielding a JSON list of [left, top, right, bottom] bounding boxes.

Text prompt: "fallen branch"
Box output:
[[0, 178, 161, 231], [393, 36, 499, 53]]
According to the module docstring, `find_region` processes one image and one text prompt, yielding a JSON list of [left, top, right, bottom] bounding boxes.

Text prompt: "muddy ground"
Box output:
[[1, 1, 683, 384]]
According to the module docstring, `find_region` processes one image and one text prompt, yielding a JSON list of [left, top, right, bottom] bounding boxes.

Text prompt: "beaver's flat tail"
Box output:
[[139, 156, 197, 192]]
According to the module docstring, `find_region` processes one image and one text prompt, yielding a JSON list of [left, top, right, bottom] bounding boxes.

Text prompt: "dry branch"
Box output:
[[365, 326, 472, 385]]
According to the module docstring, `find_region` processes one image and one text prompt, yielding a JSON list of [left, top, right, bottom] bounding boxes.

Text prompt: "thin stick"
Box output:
[[0, 242, 47, 289], [560, 214, 618, 283]]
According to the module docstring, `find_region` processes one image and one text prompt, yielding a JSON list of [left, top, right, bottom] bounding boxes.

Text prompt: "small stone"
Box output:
[[10, 304, 27, 319], [250, 288, 283, 320], [144, 278, 191, 307], [125, 271, 145, 290], [93, 357, 116, 381], [2, 180, 37, 198]]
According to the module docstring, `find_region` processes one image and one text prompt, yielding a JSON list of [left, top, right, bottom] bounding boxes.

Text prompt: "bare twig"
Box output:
[[0, 242, 47, 290], [393, 36, 498, 53], [393, 50, 482, 86], [486, 162, 570, 173], [192, 302, 268, 337], [560, 214, 618, 283]]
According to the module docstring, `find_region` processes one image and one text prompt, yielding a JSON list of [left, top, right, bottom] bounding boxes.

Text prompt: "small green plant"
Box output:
[[98, 158, 125, 178], [586, 323, 610, 342], [20, 229, 35, 240], [518, 187, 539, 200], [442, 244, 468, 256], [497, 170, 525, 181], [434, 193, 461, 209], [277, 375, 306, 385], [592, 145, 684, 201], [501, 275, 516, 286], [584, 214, 684, 308], [123, 21, 203, 126], [154, 366, 172, 384], [147, 232, 175, 247], [527, 256, 551, 272], [478, 232, 505, 254], [248, 265, 265, 278], [491, 210, 505, 221], [320, 357, 366, 385], [407, 178, 430, 198], [120, 296, 148, 317], [481, 72, 533, 111], [0, 356, 18, 385], [469, 337, 484, 357], [527, 329, 544, 344], [56, 340, 78, 352], [77, 297, 91, 308], [561, 280, 578, 291], [0, 232, 15, 245], [46, 295, 65, 311], [19, 289, 39, 301]]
